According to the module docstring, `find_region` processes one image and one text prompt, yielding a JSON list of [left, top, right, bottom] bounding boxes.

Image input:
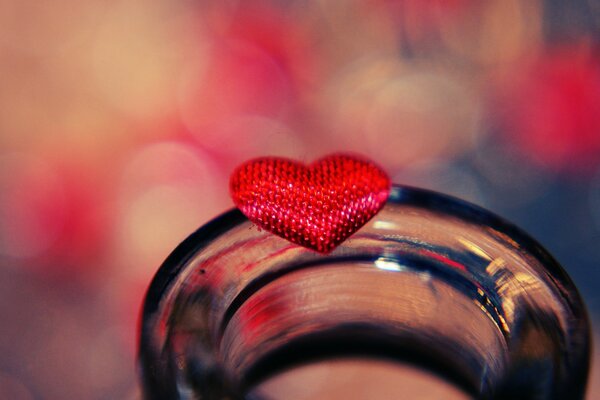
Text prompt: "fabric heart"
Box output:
[[230, 154, 390, 253]]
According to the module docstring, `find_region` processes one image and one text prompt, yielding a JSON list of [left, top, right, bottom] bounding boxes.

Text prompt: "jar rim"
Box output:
[[138, 184, 591, 399]]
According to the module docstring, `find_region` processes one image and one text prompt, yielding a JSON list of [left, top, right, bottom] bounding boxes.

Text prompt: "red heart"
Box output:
[[229, 154, 390, 253]]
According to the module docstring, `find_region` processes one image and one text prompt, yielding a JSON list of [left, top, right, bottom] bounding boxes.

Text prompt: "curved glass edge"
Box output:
[[137, 184, 592, 399]]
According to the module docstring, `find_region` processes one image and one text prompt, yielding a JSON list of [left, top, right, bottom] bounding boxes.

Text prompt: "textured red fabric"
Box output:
[[230, 154, 390, 253]]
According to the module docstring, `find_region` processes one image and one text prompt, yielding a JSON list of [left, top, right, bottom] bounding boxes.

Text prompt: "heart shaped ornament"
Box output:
[[230, 154, 390, 253]]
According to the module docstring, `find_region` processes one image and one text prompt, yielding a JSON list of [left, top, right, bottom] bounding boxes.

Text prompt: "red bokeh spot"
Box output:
[[224, 3, 318, 92], [498, 43, 600, 173]]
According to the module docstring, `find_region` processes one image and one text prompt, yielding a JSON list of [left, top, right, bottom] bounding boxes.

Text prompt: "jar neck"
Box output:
[[139, 186, 590, 399]]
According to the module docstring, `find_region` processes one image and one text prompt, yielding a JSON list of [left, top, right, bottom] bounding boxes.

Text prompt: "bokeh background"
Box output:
[[1, 0, 599, 398]]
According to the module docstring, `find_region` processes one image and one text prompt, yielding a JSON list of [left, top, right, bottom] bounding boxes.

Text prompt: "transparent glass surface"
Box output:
[[138, 186, 590, 399]]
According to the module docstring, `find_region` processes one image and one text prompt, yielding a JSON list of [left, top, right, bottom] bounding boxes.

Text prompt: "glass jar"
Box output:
[[138, 185, 590, 399]]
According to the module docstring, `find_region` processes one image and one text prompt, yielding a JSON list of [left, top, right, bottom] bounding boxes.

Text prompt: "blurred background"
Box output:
[[0, 0, 599, 398]]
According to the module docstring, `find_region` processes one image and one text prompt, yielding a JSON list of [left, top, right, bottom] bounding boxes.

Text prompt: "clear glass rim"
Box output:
[[138, 184, 591, 399]]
